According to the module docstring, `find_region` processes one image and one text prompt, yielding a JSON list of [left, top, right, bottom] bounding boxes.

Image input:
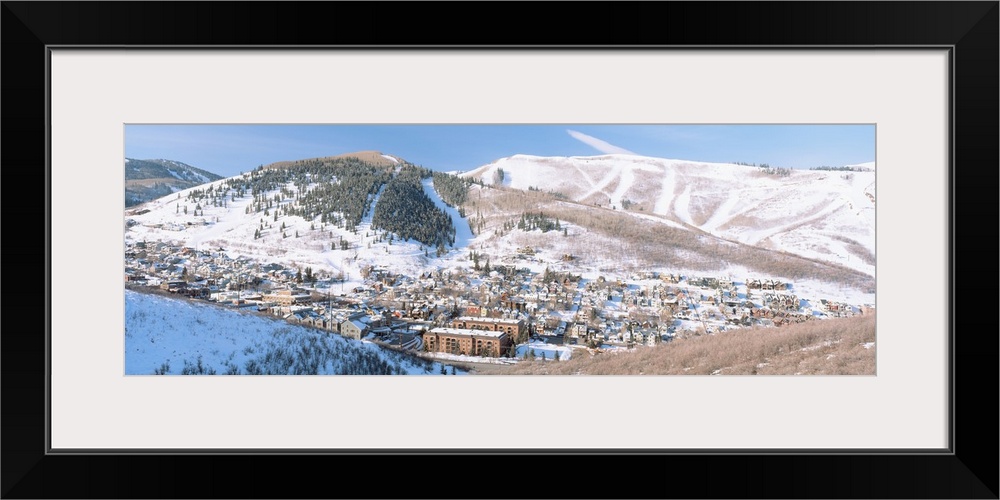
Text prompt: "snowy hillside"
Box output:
[[125, 157, 479, 288], [463, 154, 875, 277], [125, 289, 455, 375], [125, 151, 875, 306]]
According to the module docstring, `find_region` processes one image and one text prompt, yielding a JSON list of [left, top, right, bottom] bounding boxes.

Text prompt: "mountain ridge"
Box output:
[[262, 151, 402, 170], [124, 151, 875, 305], [461, 153, 875, 277], [125, 158, 224, 207]]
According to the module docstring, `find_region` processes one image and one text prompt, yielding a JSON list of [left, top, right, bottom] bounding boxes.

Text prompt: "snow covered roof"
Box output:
[[429, 327, 508, 339], [455, 316, 522, 325], [345, 319, 368, 331]]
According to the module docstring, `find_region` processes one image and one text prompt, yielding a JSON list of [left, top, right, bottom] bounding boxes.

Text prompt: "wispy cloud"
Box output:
[[566, 130, 636, 155]]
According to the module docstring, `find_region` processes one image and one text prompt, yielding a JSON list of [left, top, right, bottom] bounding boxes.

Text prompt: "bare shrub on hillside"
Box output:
[[716, 213, 761, 232], [544, 203, 873, 290], [472, 188, 873, 290], [832, 235, 876, 266], [685, 195, 722, 227], [474, 314, 875, 375]]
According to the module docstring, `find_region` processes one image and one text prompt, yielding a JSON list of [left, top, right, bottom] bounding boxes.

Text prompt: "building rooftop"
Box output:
[[429, 327, 508, 339], [454, 316, 522, 325]]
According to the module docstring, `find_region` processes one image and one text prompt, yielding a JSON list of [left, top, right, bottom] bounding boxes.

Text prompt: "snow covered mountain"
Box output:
[[125, 153, 469, 285], [462, 154, 875, 277], [124, 150, 875, 304], [125, 158, 224, 207]]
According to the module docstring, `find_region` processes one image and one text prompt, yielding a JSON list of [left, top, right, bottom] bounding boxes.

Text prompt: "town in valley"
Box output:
[[125, 125, 876, 375]]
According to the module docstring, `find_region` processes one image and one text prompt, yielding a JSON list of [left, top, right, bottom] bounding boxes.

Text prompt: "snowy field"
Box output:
[[515, 340, 573, 361]]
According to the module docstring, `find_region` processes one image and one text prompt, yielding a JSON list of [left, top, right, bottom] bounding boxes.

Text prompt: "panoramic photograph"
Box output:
[[124, 124, 876, 375]]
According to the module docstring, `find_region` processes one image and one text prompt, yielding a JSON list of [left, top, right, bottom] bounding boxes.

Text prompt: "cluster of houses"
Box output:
[[124, 240, 873, 359]]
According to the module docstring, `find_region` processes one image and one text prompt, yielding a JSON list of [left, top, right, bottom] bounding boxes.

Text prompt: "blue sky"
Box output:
[[125, 124, 875, 177]]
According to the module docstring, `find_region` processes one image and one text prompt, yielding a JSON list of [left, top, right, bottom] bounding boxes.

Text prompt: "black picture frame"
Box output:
[[3, 2, 996, 498]]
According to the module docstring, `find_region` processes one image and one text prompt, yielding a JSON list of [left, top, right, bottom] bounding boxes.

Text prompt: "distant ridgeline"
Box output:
[[125, 158, 224, 207], [184, 155, 469, 249]]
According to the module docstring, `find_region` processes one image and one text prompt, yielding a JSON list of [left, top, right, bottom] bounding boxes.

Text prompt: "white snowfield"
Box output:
[[463, 154, 875, 276], [516, 340, 572, 361], [125, 289, 454, 375], [422, 178, 474, 248]]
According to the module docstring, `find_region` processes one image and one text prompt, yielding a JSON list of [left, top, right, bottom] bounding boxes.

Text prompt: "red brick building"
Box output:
[[424, 327, 513, 357], [450, 316, 526, 339]]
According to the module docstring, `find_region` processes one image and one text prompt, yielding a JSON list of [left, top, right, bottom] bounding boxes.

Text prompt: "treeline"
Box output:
[[811, 165, 873, 172], [490, 211, 565, 238], [178, 155, 465, 248], [758, 163, 791, 177], [431, 171, 471, 207], [371, 166, 456, 248], [183, 181, 242, 214], [517, 211, 562, 233], [248, 157, 392, 231], [183, 156, 397, 232], [294, 162, 390, 231], [735, 161, 794, 177]]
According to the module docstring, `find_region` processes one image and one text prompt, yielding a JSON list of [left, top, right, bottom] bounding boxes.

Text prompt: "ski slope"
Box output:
[[463, 154, 875, 276]]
